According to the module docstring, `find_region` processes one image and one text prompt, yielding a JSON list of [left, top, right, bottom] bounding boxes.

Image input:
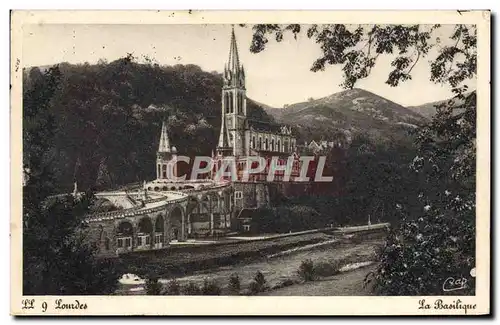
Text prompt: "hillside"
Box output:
[[23, 58, 276, 191], [265, 88, 427, 144], [407, 91, 474, 119]]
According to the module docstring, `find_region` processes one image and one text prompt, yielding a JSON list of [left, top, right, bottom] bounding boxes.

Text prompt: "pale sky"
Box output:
[[22, 24, 475, 108]]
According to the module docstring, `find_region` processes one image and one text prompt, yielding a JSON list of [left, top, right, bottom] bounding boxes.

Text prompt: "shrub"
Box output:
[[374, 243, 385, 258], [145, 276, 162, 295], [297, 259, 315, 282], [313, 259, 346, 277], [164, 278, 180, 295], [371, 211, 476, 295], [227, 273, 241, 295], [201, 279, 221, 295], [249, 271, 268, 295], [182, 282, 201, 295], [248, 281, 262, 295]]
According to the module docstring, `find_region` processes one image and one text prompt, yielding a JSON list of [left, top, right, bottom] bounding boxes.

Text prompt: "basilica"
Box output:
[[86, 27, 300, 256]]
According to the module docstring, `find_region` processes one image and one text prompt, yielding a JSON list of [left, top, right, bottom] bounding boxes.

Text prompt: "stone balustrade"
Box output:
[[86, 193, 189, 222]]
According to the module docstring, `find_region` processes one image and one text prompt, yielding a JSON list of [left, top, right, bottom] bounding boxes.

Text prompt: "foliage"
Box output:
[[249, 271, 268, 294], [145, 276, 163, 295], [251, 133, 420, 231], [273, 88, 426, 145], [277, 134, 420, 228], [23, 58, 275, 192], [249, 24, 477, 295], [248, 24, 475, 90], [201, 279, 222, 295], [297, 259, 315, 282], [313, 260, 345, 278], [368, 93, 476, 295], [251, 205, 325, 233], [182, 282, 202, 295], [23, 66, 121, 295], [164, 278, 181, 295], [227, 273, 241, 295]]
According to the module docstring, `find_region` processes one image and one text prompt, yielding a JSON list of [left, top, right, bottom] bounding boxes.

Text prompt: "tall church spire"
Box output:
[[228, 25, 240, 73], [158, 120, 171, 153], [218, 26, 247, 157], [224, 25, 245, 89]]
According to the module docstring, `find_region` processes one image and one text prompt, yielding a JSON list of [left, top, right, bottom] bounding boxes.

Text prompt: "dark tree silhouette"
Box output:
[[23, 66, 121, 295], [247, 24, 477, 295]]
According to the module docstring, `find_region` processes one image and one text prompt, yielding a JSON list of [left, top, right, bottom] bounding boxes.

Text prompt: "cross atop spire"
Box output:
[[158, 120, 171, 153]]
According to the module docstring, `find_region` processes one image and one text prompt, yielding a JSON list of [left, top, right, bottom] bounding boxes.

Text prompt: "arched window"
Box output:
[[265, 138, 269, 150], [105, 237, 110, 250], [238, 93, 243, 114], [271, 139, 275, 151], [229, 92, 234, 113], [259, 137, 262, 149], [277, 139, 281, 152], [162, 165, 167, 178], [236, 93, 240, 114], [252, 136, 256, 149], [224, 93, 230, 113]]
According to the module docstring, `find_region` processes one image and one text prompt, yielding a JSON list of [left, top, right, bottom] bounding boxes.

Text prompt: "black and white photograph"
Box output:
[[10, 10, 490, 316]]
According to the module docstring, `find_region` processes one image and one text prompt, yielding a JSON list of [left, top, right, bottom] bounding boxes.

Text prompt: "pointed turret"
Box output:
[[217, 114, 231, 149], [158, 120, 171, 153], [72, 181, 78, 197], [156, 121, 174, 180]]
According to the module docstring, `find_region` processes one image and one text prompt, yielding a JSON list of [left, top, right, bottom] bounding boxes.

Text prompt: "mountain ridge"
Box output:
[[264, 88, 428, 143], [407, 90, 474, 119]]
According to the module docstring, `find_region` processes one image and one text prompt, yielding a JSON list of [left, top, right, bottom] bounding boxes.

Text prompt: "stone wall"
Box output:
[[233, 182, 271, 214]]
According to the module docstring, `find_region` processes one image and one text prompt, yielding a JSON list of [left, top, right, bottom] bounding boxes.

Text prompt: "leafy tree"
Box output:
[[247, 24, 477, 295], [228, 273, 241, 295], [297, 259, 315, 282], [201, 279, 222, 295], [182, 282, 201, 295], [249, 271, 268, 294], [23, 66, 121, 295]]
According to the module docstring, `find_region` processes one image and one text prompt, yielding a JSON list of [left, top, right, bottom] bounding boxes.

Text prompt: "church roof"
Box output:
[[248, 119, 292, 135]]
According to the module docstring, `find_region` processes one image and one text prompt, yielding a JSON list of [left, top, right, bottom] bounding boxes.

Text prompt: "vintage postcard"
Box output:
[[10, 10, 490, 316]]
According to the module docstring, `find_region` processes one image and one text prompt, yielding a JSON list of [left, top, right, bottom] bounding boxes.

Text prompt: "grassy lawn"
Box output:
[[262, 264, 378, 296]]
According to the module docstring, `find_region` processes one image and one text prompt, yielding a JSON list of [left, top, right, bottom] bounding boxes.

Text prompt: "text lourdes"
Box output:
[[55, 299, 88, 310]]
